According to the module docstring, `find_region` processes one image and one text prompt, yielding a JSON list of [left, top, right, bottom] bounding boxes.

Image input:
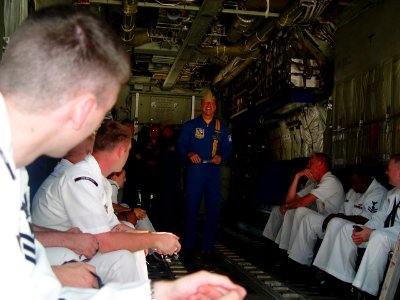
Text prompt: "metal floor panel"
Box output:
[[147, 224, 347, 299]]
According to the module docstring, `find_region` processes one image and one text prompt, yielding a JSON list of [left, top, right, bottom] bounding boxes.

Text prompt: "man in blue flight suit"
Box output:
[[177, 88, 232, 263]]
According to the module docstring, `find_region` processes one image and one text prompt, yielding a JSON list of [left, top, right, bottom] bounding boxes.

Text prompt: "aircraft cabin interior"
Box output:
[[2, 0, 400, 299]]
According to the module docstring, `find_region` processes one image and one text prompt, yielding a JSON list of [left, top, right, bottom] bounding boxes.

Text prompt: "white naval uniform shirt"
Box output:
[[32, 158, 73, 227], [310, 171, 345, 216], [297, 179, 318, 211], [0, 94, 60, 299], [33, 154, 119, 233], [343, 188, 361, 215], [365, 187, 400, 230], [108, 179, 120, 204], [343, 178, 387, 218], [1, 95, 151, 299]]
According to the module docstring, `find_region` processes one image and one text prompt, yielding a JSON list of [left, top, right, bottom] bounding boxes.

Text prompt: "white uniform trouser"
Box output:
[[262, 206, 283, 241], [353, 229, 397, 296], [313, 219, 362, 283], [288, 208, 325, 266], [46, 247, 148, 283], [275, 209, 296, 250]]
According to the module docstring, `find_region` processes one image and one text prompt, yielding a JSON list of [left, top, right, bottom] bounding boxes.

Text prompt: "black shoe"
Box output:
[[350, 287, 378, 300], [317, 273, 353, 298], [181, 249, 195, 264], [317, 273, 341, 296], [146, 252, 165, 266], [200, 251, 217, 264]]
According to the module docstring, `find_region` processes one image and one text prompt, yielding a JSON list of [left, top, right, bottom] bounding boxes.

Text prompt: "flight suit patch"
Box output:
[[195, 128, 204, 139]]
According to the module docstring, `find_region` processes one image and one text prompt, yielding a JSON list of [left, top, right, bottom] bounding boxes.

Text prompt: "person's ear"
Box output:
[[69, 95, 96, 130], [115, 143, 126, 158]]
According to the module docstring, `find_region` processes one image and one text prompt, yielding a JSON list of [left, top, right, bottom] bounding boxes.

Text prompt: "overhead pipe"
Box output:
[[121, 0, 138, 44], [212, 21, 275, 87], [198, 45, 251, 57], [90, 1, 280, 18], [227, 3, 256, 44], [276, 2, 304, 28], [213, 1, 307, 87], [215, 49, 260, 87], [124, 29, 150, 47]]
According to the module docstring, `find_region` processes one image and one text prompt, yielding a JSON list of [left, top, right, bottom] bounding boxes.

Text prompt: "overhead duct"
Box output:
[[213, 21, 275, 87], [276, 2, 304, 28], [227, 13, 256, 43], [214, 48, 260, 87], [124, 29, 150, 47], [91, 1, 280, 18], [162, 0, 224, 90], [121, 0, 138, 46], [213, 1, 311, 87], [198, 45, 251, 57]]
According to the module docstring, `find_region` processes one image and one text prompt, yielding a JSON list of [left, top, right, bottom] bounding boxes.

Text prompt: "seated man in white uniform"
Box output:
[[288, 167, 387, 267], [33, 120, 181, 283], [263, 153, 344, 251], [33, 134, 140, 283], [33, 224, 100, 287], [313, 154, 400, 298], [109, 168, 156, 232]]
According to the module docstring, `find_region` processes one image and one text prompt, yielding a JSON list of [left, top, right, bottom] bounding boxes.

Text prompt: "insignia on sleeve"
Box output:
[[74, 176, 98, 186], [368, 200, 378, 213], [228, 134, 232, 142], [354, 203, 363, 209]]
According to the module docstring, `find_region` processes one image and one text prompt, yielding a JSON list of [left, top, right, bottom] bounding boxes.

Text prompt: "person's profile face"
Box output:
[[308, 156, 321, 177], [386, 159, 400, 186], [350, 174, 367, 193]]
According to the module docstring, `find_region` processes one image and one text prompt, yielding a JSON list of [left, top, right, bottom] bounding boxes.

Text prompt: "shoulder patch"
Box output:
[[74, 176, 98, 187]]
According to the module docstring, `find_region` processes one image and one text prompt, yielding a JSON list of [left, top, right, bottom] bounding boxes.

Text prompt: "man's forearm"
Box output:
[[35, 231, 75, 248], [285, 176, 301, 203], [33, 224, 58, 232], [95, 231, 154, 253]]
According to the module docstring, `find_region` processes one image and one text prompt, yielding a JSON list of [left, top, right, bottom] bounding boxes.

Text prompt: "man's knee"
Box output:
[[111, 250, 146, 281]]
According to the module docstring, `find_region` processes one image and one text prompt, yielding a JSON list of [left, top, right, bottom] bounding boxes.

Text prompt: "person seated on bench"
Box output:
[[313, 154, 400, 298], [263, 153, 344, 251], [288, 166, 386, 267], [108, 168, 155, 232], [34, 224, 102, 288], [32, 121, 181, 283]]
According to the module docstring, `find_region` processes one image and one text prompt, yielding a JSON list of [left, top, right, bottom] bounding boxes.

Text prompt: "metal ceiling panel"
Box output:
[[162, 0, 224, 90]]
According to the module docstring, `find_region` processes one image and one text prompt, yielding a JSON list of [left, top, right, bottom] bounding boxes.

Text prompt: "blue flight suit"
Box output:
[[177, 115, 232, 252]]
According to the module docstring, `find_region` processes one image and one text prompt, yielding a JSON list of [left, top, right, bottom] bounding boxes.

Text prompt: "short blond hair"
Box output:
[[0, 6, 130, 112], [201, 89, 217, 102], [94, 121, 131, 153]]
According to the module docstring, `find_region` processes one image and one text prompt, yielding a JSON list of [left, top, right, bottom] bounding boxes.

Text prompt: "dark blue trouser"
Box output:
[[184, 163, 221, 252]]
